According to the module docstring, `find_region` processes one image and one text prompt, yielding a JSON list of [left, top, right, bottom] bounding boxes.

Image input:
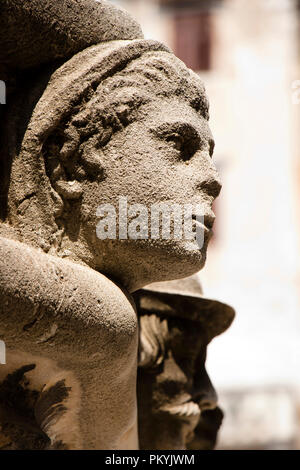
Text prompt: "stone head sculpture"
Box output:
[[0, 0, 221, 293], [134, 276, 234, 450], [0, 0, 228, 450]]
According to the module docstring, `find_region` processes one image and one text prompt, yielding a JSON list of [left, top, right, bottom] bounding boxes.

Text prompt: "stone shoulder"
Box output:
[[0, 236, 137, 358]]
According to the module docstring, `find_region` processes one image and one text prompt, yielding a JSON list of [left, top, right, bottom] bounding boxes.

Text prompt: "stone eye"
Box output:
[[166, 133, 184, 152], [152, 124, 200, 162], [166, 132, 199, 162]]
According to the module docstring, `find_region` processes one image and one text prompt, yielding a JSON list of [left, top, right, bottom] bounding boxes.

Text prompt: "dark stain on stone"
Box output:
[[0, 364, 50, 449], [49, 439, 69, 450], [35, 379, 71, 433], [0, 364, 38, 417], [23, 318, 38, 331]]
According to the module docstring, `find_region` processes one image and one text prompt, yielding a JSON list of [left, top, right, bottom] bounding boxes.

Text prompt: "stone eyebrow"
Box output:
[[151, 121, 215, 159], [149, 121, 201, 140]]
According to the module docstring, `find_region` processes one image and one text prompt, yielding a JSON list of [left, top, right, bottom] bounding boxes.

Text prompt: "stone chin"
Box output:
[[100, 237, 208, 292]]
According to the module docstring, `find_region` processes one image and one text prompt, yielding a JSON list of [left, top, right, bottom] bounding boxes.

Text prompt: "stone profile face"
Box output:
[[0, 0, 232, 450], [134, 278, 234, 450], [1, 37, 221, 291]]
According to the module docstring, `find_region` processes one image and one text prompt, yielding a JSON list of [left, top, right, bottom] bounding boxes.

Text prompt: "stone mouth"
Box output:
[[162, 401, 201, 418]]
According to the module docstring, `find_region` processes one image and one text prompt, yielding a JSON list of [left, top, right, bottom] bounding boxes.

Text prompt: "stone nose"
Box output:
[[199, 171, 222, 200], [193, 369, 218, 411]]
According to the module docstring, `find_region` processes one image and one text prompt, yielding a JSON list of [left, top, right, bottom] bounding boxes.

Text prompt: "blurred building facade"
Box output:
[[111, 0, 300, 449]]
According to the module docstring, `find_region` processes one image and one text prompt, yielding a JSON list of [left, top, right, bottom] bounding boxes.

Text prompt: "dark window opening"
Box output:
[[173, 11, 212, 71]]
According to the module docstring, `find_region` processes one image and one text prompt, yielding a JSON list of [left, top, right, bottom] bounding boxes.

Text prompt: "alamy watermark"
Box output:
[[0, 340, 6, 364], [96, 196, 207, 250], [0, 80, 6, 104]]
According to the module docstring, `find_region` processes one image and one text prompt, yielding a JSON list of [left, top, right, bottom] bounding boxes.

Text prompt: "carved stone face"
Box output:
[[79, 96, 221, 290], [137, 313, 219, 450], [2, 40, 221, 290]]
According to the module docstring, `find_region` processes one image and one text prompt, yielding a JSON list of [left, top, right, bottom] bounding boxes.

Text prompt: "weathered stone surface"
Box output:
[[0, 236, 138, 449], [134, 276, 234, 450], [0, 0, 229, 450], [0, 36, 216, 289], [0, 0, 143, 73]]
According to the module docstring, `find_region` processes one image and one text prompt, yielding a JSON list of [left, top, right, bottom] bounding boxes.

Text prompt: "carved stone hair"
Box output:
[[2, 40, 208, 251], [138, 313, 169, 368], [42, 49, 209, 205]]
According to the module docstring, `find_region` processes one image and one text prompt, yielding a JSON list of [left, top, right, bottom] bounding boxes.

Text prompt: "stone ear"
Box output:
[[48, 167, 82, 219], [46, 152, 83, 202], [81, 147, 106, 179], [44, 123, 107, 211], [80, 137, 106, 180], [54, 180, 83, 201]]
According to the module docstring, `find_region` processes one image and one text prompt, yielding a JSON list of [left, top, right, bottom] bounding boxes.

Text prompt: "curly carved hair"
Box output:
[[43, 50, 209, 203], [138, 313, 169, 368]]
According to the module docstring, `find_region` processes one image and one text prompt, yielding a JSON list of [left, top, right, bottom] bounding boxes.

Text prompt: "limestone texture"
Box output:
[[0, 0, 232, 449], [134, 276, 234, 450]]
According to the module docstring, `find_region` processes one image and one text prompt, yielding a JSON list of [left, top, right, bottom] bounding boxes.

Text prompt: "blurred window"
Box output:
[[173, 11, 211, 71]]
